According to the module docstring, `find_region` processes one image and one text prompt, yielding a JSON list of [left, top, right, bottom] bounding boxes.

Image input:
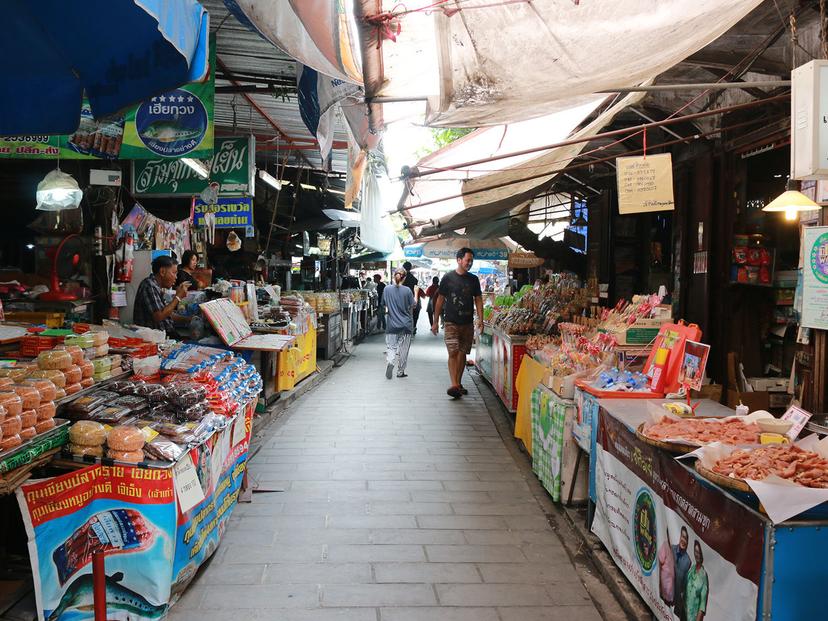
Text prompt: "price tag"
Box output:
[[174, 452, 205, 513], [782, 405, 812, 440]]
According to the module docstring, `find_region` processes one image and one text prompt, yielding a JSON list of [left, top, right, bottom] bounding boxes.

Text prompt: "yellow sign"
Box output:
[[508, 251, 545, 269], [616, 153, 675, 214]]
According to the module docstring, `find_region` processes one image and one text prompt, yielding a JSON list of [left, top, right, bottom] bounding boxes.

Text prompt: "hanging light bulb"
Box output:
[[763, 179, 819, 222], [35, 169, 83, 211]]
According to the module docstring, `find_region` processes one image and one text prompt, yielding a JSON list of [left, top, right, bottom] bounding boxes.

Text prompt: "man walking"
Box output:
[[431, 248, 483, 398]]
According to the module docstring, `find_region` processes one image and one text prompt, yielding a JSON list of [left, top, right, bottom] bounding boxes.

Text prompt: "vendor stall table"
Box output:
[[17, 401, 256, 621], [591, 398, 828, 621], [475, 325, 527, 412], [317, 311, 343, 360], [530, 384, 588, 504]]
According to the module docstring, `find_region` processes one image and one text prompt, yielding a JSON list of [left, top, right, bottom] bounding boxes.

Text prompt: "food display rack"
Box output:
[[476, 325, 528, 412], [590, 398, 828, 621]]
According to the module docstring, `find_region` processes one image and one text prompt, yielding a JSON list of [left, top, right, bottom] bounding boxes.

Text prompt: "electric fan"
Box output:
[[39, 234, 83, 301]]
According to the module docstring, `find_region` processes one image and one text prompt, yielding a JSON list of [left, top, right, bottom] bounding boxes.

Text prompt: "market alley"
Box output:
[[168, 328, 603, 621]]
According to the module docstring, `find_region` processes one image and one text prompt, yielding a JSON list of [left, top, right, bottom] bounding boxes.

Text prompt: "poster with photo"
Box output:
[[678, 340, 710, 391], [592, 412, 764, 621]]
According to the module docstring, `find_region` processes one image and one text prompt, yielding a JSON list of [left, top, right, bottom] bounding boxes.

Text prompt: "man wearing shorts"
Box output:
[[431, 247, 483, 399]]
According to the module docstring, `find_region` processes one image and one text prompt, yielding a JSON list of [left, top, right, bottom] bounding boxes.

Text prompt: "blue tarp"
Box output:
[[1, 0, 209, 135]]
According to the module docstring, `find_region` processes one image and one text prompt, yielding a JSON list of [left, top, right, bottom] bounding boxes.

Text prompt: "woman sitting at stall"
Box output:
[[176, 250, 201, 290]]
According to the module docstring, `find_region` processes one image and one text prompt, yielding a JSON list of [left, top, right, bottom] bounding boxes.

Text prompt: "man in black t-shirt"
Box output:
[[431, 247, 483, 399], [402, 261, 423, 334]]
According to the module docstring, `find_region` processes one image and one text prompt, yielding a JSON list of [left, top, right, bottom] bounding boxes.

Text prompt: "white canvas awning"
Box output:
[[360, 0, 763, 127], [401, 92, 644, 238]]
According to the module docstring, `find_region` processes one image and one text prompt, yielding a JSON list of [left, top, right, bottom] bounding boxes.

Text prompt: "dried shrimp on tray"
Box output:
[[637, 416, 762, 454], [698, 444, 828, 490]]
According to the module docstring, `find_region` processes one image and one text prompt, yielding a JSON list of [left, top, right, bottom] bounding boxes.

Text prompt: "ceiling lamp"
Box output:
[[763, 179, 819, 221], [181, 158, 209, 179], [36, 169, 83, 211], [258, 169, 282, 190]]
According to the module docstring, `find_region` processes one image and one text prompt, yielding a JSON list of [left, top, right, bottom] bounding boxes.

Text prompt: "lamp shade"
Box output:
[[35, 169, 83, 211], [762, 190, 819, 212]]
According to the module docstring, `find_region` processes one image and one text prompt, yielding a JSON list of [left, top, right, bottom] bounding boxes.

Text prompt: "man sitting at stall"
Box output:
[[134, 255, 191, 337]]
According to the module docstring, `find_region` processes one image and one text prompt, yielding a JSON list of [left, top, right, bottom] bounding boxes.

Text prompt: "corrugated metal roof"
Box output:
[[203, 0, 350, 173]]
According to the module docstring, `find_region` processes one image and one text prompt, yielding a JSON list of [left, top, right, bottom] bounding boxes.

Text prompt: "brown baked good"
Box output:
[[10, 384, 40, 409], [80, 377, 95, 388], [20, 409, 37, 428], [63, 365, 82, 385], [36, 401, 56, 421], [0, 377, 14, 389], [0, 434, 21, 451], [106, 425, 145, 451], [70, 443, 103, 457], [34, 418, 55, 434], [79, 361, 94, 379], [22, 379, 57, 402], [55, 345, 84, 365], [37, 350, 72, 371], [54, 387, 66, 399], [1, 416, 22, 437], [64, 383, 82, 396], [19, 426, 35, 441], [68, 420, 107, 446], [107, 448, 144, 463], [30, 369, 66, 388], [0, 393, 21, 417], [91, 331, 110, 347]]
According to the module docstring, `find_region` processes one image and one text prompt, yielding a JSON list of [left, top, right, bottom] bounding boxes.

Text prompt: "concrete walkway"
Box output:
[[168, 321, 605, 621]]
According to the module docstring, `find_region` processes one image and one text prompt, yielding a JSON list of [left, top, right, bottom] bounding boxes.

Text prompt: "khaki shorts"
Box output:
[[444, 322, 474, 355]]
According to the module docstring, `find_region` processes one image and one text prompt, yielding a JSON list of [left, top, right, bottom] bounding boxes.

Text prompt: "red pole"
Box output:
[[92, 552, 106, 621]]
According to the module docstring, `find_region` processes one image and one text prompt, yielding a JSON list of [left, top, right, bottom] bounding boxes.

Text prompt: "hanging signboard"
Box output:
[[792, 60, 828, 179], [616, 153, 675, 215], [802, 226, 828, 329], [0, 37, 215, 161], [192, 197, 254, 230], [133, 136, 255, 197], [508, 251, 545, 269]]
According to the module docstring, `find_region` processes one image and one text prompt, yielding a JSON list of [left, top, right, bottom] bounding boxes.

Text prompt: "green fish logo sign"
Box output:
[[810, 232, 828, 285]]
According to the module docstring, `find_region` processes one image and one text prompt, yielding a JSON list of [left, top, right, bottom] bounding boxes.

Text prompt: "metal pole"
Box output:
[[92, 552, 106, 621], [402, 93, 789, 181]]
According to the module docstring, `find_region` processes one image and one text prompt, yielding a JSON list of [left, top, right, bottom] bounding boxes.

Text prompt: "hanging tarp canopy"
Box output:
[[406, 238, 510, 261], [359, 0, 763, 127], [2, 0, 209, 135], [225, 0, 362, 84], [402, 92, 643, 239]]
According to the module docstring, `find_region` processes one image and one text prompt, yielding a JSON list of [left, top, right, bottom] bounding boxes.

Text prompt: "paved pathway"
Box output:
[[169, 319, 604, 621]]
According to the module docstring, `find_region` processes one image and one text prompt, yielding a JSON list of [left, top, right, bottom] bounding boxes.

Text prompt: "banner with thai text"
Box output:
[[591, 411, 763, 621]]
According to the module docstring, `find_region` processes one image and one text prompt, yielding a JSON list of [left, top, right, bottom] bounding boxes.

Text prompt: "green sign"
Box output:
[[132, 136, 254, 197], [0, 37, 215, 160]]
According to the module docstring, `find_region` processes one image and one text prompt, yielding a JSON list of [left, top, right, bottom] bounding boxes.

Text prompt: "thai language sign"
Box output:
[[0, 37, 215, 161], [16, 405, 253, 620], [617, 153, 675, 214], [591, 411, 763, 621], [133, 136, 255, 196], [192, 197, 254, 229], [802, 226, 828, 330]]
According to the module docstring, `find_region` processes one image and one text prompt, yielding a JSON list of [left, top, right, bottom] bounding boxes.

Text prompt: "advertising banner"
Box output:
[[192, 197, 254, 230], [133, 136, 255, 197], [0, 37, 215, 161], [17, 465, 178, 621], [17, 405, 253, 620], [802, 226, 828, 330], [591, 411, 764, 621]]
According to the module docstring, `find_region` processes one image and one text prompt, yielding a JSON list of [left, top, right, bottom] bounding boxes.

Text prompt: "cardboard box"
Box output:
[[747, 377, 789, 392], [727, 389, 770, 412]]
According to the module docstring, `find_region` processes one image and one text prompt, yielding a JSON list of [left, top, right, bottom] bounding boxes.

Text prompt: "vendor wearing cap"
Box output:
[[133, 255, 191, 336]]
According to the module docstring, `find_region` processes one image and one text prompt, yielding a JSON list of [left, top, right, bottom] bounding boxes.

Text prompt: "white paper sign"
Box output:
[[782, 404, 812, 440], [233, 406, 248, 446], [616, 153, 676, 214], [174, 452, 205, 514], [802, 226, 828, 330]]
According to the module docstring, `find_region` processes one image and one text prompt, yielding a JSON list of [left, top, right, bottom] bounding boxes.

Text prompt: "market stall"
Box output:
[[591, 398, 828, 621], [2, 335, 263, 621]]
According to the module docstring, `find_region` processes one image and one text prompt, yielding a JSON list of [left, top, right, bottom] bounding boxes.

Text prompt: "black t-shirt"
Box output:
[[175, 269, 198, 290], [438, 271, 482, 325], [402, 272, 421, 307]]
